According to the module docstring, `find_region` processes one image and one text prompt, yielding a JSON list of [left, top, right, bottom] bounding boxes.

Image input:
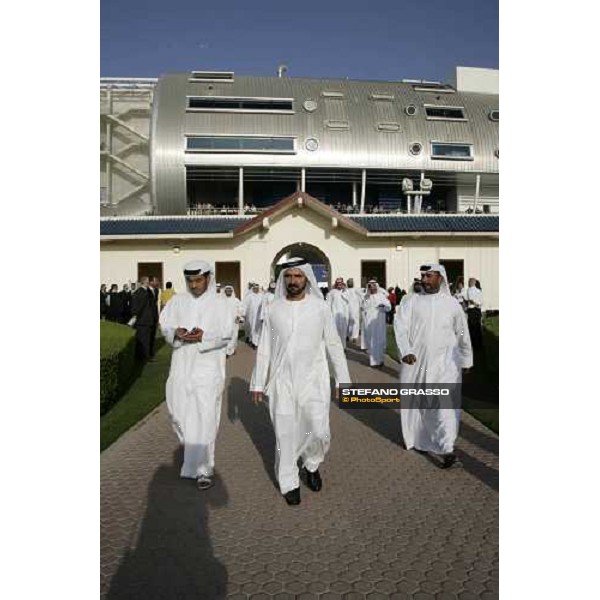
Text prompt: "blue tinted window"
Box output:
[[431, 143, 473, 160], [186, 136, 295, 153]]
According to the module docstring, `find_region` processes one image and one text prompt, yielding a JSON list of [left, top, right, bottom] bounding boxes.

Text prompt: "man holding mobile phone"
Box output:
[[159, 260, 233, 490]]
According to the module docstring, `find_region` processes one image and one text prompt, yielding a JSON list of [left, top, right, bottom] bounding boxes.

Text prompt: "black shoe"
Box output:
[[440, 453, 460, 469], [304, 468, 322, 492], [284, 487, 301, 505]]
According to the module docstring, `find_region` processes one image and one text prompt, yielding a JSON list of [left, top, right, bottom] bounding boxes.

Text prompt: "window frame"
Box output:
[[188, 71, 235, 83], [424, 104, 468, 122], [186, 96, 295, 114], [185, 134, 297, 154], [430, 141, 474, 161]]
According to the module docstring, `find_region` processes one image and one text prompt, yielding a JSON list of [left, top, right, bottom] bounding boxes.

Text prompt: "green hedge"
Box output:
[[100, 321, 138, 415]]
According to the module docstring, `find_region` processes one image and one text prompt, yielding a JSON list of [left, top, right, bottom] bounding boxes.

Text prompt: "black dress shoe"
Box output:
[[284, 487, 301, 505], [304, 468, 322, 492], [440, 453, 460, 469]]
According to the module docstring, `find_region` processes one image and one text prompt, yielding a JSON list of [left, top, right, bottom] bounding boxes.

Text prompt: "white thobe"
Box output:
[[465, 286, 483, 310], [362, 292, 391, 365], [394, 292, 473, 454], [255, 292, 275, 344], [250, 295, 351, 494], [222, 295, 243, 355], [326, 288, 350, 348], [159, 292, 233, 478], [346, 288, 362, 340], [242, 292, 263, 345]]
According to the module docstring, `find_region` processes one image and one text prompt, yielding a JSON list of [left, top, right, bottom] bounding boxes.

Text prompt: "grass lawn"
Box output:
[[100, 339, 172, 451], [386, 314, 499, 434]]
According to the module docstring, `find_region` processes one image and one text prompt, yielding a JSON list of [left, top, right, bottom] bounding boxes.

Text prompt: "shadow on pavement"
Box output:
[[332, 396, 405, 448], [459, 419, 499, 457], [104, 448, 229, 600], [345, 346, 399, 379], [226, 376, 278, 490], [334, 395, 499, 493]]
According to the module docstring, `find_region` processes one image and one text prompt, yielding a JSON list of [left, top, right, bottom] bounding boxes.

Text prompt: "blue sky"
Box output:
[[101, 0, 498, 83]]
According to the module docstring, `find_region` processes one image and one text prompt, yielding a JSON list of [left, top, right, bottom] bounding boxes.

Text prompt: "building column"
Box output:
[[360, 169, 366, 214], [238, 167, 244, 215], [301, 168, 306, 192], [473, 174, 481, 212]]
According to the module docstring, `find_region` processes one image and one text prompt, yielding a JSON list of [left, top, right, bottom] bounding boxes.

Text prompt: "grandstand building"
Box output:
[[100, 66, 499, 308]]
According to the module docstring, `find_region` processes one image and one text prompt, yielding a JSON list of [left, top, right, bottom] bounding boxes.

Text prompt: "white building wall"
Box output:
[[101, 209, 499, 309]]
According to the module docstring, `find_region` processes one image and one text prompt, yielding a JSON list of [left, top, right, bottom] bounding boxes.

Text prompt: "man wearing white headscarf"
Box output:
[[326, 277, 350, 349], [394, 263, 473, 468], [242, 283, 263, 348], [256, 281, 277, 338], [346, 278, 362, 343], [361, 280, 392, 367], [222, 285, 244, 356], [250, 258, 351, 506], [159, 260, 234, 489]]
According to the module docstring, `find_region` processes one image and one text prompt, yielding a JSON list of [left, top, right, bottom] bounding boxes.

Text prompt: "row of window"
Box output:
[[185, 136, 480, 160], [186, 96, 498, 122]]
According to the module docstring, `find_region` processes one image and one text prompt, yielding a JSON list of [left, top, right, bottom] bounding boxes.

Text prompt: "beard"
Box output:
[[286, 281, 307, 296]]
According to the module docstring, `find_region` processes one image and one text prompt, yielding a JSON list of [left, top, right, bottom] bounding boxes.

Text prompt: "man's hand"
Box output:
[[183, 328, 204, 342], [251, 391, 264, 405], [175, 328, 189, 340], [402, 354, 417, 365]]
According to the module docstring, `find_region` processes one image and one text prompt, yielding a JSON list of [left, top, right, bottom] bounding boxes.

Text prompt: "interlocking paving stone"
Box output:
[[101, 343, 498, 599]]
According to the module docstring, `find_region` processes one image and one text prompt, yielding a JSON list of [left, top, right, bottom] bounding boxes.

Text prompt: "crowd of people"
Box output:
[[134, 259, 481, 505], [187, 203, 260, 215], [101, 278, 176, 359]]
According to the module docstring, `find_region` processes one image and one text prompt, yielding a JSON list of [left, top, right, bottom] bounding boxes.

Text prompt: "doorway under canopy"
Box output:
[[272, 243, 331, 289]]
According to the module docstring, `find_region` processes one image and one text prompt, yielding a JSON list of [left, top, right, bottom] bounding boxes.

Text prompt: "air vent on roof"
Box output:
[[413, 82, 455, 93], [424, 105, 466, 121], [321, 91, 344, 98], [189, 71, 234, 82], [405, 104, 417, 116], [325, 120, 349, 130], [377, 122, 400, 132], [370, 93, 395, 101]]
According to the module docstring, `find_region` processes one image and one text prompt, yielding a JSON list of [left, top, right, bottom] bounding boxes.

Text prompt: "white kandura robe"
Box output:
[[222, 295, 244, 355], [159, 292, 233, 478], [326, 288, 350, 348], [250, 295, 351, 494], [394, 292, 473, 454], [242, 292, 263, 345], [255, 292, 275, 344], [346, 287, 362, 341], [362, 292, 391, 365]]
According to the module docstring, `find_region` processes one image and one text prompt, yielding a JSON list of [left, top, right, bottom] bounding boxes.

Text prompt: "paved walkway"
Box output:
[[101, 343, 498, 600]]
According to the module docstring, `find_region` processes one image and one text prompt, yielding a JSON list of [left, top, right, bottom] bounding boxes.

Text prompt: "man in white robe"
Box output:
[[326, 277, 350, 348], [346, 278, 362, 343], [361, 280, 391, 367], [250, 258, 351, 506], [242, 284, 262, 347], [222, 285, 244, 356], [159, 260, 233, 489], [256, 281, 276, 338], [394, 264, 473, 468]]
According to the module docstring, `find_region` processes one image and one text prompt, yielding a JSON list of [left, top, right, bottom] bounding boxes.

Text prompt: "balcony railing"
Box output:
[[186, 203, 495, 216]]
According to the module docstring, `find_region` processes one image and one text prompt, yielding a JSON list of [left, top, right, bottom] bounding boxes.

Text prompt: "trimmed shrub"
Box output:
[[100, 321, 138, 415]]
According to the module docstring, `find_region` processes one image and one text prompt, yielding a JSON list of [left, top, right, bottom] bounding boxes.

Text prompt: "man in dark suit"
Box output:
[[130, 277, 158, 360], [148, 277, 161, 356]]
